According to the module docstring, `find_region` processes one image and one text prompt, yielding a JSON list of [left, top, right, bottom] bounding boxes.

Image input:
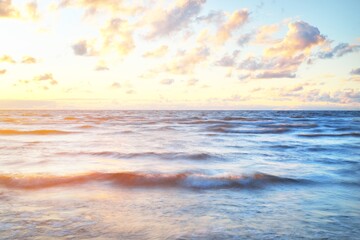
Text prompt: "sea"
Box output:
[[0, 110, 359, 239]]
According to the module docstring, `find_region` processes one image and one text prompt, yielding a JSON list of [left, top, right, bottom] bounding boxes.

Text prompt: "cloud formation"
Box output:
[[95, 60, 109, 71], [0, 55, 16, 64], [0, 0, 20, 18], [318, 43, 360, 59], [161, 46, 210, 74], [215, 50, 240, 67], [143, 45, 168, 58], [215, 9, 249, 45], [145, 0, 206, 39], [33, 73, 58, 85], [21, 56, 37, 64], [160, 78, 174, 85], [0, 69, 6, 75], [265, 21, 325, 58], [350, 67, 360, 75]]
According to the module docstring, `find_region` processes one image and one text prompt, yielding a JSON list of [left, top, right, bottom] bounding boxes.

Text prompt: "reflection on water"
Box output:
[[0, 110, 359, 239]]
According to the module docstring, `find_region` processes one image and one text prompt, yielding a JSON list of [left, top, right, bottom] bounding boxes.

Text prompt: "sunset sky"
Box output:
[[0, 0, 359, 109]]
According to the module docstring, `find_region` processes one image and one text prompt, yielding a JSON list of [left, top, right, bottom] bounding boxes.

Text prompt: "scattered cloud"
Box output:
[[265, 21, 325, 58], [0, 69, 6, 75], [145, 0, 206, 39], [25, 1, 39, 20], [21, 56, 37, 64], [237, 32, 253, 47], [95, 60, 109, 71], [255, 23, 280, 44], [0, 0, 20, 18], [196, 10, 224, 24], [0, 55, 16, 64], [160, 78, 174, 85], [72, 40, 96, 56], [143, 45, 168, 58], [58, 0, 143, 16], [187, 78, 198, 86], [33, 73, 58, 85], [111, 82, 121, 89], [215, 50, 239, 67], [160, 46, 210, 74], [350, 67, 360, 75], [215, 9, 249, 45], [318, 43, 360, 59]]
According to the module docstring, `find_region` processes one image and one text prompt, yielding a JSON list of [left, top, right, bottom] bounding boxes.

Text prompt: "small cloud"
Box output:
[[0, 0, 20, 18], [95, 60, 109, 71], [21, 56, 37, 64], [33, 73, 58, 85], [143, 45, 168, 58], [215, 50, 239, 67], [215, 9, 249, 45], [265, 21, 325, 58], [318, 43, 360, 59], [72, 40, 96, 56], [187, 78, 198, 86], [237, 32, 253, 47], [145, 0, 206, 39], [25, 1, 39, 20], [238, 73, 250, 80], [0, 69, 6, 75], [111, 82, 121, 89], [196, 10, 225, 24], [0, 55, 16, 64], [160, 78, 174, 85], [350, 67, 360, 75], [256, 70, 296, 79]]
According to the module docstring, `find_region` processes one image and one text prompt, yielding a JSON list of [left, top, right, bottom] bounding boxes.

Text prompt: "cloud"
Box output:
[[95, 60, 109, 71], [0, 55, 16, 64], [111, 82, 121, 89], [265, 21, 325, 58], [256, 70, 295, 79], [143, 45, 168, 58], [237, 32, 253, 47], [0, 69, 6, 75], [25, 1, 39, 20], [238, 54, 305, 79], [187, 78, 198, 86], [21, 56, 37, 64], [196, 10, 224, 24], [33, 73, 58, 85], [160, 78, 174, 85], [255, 24, 280, 44], [302, 89, 360, 104], [214, 50, 239, 67], [215, 9, 249, 45], [0, 0, 20, 18], [72, 40, 95, 56], [58, 0, 143, 16], [145, 0, 206, 39], [161, 46, 210, 74], [100, 18, 135, 56], [350, 67, 360, 75], [318, 43, 360, 59]]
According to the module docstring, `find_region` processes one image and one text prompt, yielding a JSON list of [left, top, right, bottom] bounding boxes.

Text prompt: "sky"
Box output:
[[0, 0, 359, 110]]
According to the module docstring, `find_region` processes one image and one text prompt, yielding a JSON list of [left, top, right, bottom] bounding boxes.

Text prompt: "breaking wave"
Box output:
[[0, 172, 306, 190]]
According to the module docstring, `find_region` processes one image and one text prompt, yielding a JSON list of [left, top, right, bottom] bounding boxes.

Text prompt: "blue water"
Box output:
[[0, 110, 359, 239]]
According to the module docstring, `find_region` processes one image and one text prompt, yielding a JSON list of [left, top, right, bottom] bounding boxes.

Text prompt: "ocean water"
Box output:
[[0, 110, 359, 239]]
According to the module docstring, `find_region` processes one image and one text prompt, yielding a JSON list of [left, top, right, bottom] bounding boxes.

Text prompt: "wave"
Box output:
[[0, 172, 305, 190], [59, 151, 217, 161], [206, 126, 290, 134], [298, 132, 360, 138], [0, 129, 74, 135]]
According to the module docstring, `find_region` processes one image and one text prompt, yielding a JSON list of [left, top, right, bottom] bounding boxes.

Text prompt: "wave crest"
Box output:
[[0, 172, 305, 190]]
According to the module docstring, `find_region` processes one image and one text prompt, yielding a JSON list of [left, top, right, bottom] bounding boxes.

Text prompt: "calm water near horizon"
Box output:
[[0, 110, 359, 239]]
